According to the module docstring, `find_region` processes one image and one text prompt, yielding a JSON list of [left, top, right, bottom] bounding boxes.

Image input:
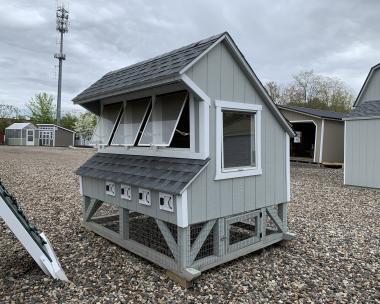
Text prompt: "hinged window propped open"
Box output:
[[139, 91, 188, 146]]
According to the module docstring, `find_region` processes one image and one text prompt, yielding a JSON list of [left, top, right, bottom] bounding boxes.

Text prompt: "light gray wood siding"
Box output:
[[185, 42, 288, 224], [322, 119, 344, 163], [279, 108, 322, 163], [81, 176, 178, 224], [357, 68, 380, 106], [345, 119, 380, 189]]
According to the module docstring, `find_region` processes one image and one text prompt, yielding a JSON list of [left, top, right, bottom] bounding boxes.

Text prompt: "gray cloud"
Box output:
[[1, 0, 379, 113]]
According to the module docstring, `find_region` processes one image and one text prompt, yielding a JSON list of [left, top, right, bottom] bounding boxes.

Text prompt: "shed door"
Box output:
[[26, 130, 34, 145]]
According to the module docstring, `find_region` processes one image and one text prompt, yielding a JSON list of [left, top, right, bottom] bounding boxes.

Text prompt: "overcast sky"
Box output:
[[1, 0, 379, 113]]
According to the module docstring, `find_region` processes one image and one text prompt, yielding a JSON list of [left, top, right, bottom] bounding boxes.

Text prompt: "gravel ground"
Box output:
[[0, 146, 378, 303]]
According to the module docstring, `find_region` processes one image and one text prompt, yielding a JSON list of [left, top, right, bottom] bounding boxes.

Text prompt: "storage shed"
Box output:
[[37, 124, 75, 147], [5, 123, 38, 146], [74, 32, 295, 284], [278, 105, 345, 165], [344, 63, 380, 189]]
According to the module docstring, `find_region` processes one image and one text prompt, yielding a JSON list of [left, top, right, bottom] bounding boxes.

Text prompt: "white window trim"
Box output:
[[215, 100, 262, 180]]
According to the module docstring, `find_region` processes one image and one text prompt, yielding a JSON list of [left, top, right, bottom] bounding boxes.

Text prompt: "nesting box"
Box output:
[[74, 32, 295, 283]]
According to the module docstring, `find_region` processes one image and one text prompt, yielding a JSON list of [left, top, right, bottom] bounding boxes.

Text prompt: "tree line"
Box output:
[[265, 70, 354, 113], [0, 93, 96, 144]]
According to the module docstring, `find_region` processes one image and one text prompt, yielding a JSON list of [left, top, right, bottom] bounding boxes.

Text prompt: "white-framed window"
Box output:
[[215, 100, 262, 180]]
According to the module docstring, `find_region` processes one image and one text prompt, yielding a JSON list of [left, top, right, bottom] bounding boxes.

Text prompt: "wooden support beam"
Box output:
[[189, 220, 216, 264], [84, 199, 103, 222], [119, 208, 129, 240], [266, 207, 284, 232], [278, 203, 288, 232], [155, 219, 178, 261], [213, 218, 226, 257]]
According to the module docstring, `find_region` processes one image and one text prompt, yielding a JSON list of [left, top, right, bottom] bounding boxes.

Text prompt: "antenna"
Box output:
[[54, 3, 69, 123]]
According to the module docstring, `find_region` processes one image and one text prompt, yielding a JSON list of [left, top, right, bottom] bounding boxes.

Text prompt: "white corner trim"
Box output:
[[286, 132, 290, 202], [319, 119, 325, 163], [343, 121, 347, 185], [181, 74, 211, 105], [176, 190, 189, 228], [214, 100, 262, 180]]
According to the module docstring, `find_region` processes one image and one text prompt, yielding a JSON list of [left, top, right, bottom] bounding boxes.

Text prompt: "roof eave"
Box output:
[[73, 74, 182, 105], [278, 106, 344, 121]]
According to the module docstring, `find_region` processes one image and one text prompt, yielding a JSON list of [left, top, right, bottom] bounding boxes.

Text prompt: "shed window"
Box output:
[[215, 100, 262, 180], [112, 97, 151, 146], [222, 111, 255, 169], [139, 91, 188, 146], [91, 102, 123, 145]]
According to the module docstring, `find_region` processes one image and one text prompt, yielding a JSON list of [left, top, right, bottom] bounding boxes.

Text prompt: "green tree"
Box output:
[[26, 93, 56, 124], [60, 112, 78, 130], [74, 112, 97, 144]]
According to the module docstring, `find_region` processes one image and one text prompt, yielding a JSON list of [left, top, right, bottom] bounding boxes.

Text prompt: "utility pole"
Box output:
[[54, 4, 69, 124]]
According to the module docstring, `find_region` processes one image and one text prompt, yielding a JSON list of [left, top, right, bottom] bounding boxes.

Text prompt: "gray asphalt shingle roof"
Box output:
[[76, 153, 209, 194], [345, 100, 380, 119], [279, 105, 346, 120], [73, 33, 225, 103]]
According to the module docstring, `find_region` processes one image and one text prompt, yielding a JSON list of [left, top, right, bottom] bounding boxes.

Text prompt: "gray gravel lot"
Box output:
[[0, 146, 379, 303]]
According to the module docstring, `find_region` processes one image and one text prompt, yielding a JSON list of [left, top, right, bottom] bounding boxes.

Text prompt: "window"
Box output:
[[91, 102, 123, 145], [215, 100, 262, 180], [112, 97, 151, 146], [223, 111, 255, 169], [139, 91, 188, 146]]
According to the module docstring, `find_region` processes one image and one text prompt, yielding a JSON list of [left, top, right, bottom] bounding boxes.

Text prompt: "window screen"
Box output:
[[91, 102, 122, 145], [222, 110, 255, 169], [139, 91, 188, 146], [112, 97, 151, 145]]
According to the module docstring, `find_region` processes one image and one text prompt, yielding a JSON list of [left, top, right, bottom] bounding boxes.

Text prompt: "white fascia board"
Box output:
[[222, 35, 295, 137], [179, 34, 227, 75], [354, 64, 380, 107], [180, 74, 210, 105]]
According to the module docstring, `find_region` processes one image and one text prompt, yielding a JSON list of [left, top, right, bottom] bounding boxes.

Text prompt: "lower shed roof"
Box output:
[[344, 100, 380, 120], [76, 153, 209, 195]]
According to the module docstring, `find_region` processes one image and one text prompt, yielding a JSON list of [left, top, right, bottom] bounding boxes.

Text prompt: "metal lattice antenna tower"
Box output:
[[54, 4, 69, 123]]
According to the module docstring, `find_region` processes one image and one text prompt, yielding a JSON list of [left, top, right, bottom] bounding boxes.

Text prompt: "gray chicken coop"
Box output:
[[74, 32, 295, 285]]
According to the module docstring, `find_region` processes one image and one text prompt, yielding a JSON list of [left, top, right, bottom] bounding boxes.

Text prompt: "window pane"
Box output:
[[91, 102, 122, 145], [139, 91, 187, 146], [223, 111, 255, 169], [112, 97, 151, 145]]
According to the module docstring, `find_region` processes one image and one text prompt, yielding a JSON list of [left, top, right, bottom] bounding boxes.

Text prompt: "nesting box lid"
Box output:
[[76, 153, 209, 195]]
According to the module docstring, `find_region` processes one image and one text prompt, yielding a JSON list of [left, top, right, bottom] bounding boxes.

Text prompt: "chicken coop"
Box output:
[[74, 32, 295, 285], [5, 123, 39, 146]]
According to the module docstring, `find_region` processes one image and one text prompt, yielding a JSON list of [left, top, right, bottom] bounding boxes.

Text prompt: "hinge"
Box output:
[[259, 212, 262, 218], [259, 233, 263, 238]]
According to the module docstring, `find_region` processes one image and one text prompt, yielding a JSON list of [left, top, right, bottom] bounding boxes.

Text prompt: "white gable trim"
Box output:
[[355, 63, 380, 107], [180, 33, 295, 137]]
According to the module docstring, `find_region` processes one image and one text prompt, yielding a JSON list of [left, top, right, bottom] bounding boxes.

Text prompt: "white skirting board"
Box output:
[[0, 196, 68, 281]]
